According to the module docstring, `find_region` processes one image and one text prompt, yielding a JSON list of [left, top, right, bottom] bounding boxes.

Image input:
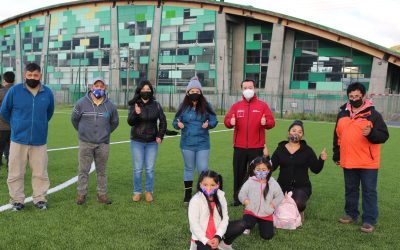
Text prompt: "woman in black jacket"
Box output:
[[127, 80, 167, 203], [264, 120, 327, 222]]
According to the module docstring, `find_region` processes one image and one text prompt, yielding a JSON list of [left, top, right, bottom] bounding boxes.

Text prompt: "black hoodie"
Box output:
[[271, 140, 324, 196]]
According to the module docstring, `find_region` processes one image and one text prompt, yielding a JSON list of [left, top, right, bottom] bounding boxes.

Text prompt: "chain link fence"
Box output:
[[52, 88, 400, 123]]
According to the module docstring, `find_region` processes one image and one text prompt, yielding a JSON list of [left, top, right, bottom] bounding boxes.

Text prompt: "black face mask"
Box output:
[[26, 79, 40, 88], [188, 93, 201, 102], [140, 91, 152, 100], [349, 99, 363, 108]]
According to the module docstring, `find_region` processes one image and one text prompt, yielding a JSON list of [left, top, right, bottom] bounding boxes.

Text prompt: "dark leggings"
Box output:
[[291, 188, 310, 212], [195, 220, 246, 249], [243, 214, 274, 240]]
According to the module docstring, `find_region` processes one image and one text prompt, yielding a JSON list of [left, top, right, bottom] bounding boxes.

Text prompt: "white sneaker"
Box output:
[[218, 241, 234, 250], [243, 229, 251, 235]]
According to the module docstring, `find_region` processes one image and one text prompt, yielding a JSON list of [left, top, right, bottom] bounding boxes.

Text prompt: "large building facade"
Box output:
[[1, 0, 400, 107]]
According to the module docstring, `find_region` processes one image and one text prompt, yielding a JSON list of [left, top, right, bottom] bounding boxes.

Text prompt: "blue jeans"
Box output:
[[181, 149, 209, 181], [131, 140, 158, 194], [343, 168, 378, 225]]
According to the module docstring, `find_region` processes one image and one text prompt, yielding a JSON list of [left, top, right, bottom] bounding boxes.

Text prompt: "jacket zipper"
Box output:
[[256, 181, 263, 215], [30, 95, 35, 144], [246, 102, 250, 148]]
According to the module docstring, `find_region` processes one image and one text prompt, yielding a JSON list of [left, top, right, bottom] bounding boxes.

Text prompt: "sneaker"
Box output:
[[11, 203, 25, 212], [243, 229, 251, 235], [145, 192, 153, 203], [34, 201, 48, 210], [76, 194, 86, 205], [218, 241, 234, 250], [338, 215, 355, 224], [97, 194, 112, 205], [132, 194, 141, 202], [360, 223, 375, 233]]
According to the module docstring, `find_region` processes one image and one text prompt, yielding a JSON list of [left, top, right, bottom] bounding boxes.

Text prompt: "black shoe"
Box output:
[[11, 203, 25, 212], [231, 200, 241, 206], [34, 201, 48, 210]]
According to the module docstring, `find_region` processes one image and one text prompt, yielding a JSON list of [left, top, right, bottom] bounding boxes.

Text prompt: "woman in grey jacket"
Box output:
[[239, 156, 284, 239]]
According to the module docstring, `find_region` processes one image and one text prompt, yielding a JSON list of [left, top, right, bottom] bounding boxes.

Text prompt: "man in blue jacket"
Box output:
[[0, 63, 54, 211]]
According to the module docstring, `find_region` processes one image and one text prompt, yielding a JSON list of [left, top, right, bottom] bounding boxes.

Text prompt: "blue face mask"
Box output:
[[200, 186, 219, 197], [92, 89, 105, 99], [254, 171, 269, 180]]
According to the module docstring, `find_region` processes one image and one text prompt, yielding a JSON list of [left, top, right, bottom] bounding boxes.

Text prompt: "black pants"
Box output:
[[0, 130, 10, 164], [243, 214, 274, 240], [233, 147, 263, 202], [195, 220, 245, 249], [284, 187, 310, 212]]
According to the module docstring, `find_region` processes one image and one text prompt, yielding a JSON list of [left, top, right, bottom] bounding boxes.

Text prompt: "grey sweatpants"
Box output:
[[77, 140, 109, 196]]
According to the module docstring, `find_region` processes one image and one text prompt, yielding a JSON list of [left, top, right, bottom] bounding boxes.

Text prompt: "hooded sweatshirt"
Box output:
[[71, 78, 119, 144], [238, 176, 283, 218]]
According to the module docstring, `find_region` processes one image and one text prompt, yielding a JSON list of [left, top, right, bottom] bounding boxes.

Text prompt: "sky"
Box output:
[[0, 0, 398, 48]]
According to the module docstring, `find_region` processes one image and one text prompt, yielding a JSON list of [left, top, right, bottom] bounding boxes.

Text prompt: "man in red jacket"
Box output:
[[224, 79, 275, 206]]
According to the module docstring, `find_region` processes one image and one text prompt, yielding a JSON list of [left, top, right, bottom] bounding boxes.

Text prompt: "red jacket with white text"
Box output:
[[224, 95, 275, 148]]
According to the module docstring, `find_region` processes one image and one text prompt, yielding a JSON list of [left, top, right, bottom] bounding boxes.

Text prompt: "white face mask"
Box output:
[[243, 89, 255, 101]]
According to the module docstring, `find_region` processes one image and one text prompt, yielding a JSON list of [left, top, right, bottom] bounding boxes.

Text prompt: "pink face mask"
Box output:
[[200, 185, 219, 197]]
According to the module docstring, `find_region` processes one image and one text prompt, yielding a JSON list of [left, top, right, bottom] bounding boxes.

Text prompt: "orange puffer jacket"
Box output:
[[333, 101, 389, 169]]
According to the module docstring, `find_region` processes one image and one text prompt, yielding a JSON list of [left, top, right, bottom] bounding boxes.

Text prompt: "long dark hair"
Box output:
[[175, 93, 215, 117], [197, 170, 224, 219], [128, 80, 155, 106], [248, 156, 273, 199]]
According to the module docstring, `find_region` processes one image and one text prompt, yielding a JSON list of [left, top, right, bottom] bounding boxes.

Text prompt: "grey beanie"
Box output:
[[186, 76, 202, 92]]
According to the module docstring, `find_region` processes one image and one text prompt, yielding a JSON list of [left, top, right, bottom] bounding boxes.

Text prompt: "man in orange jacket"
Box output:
[[333, 82, 389, 233], [224, 79, 275, 206]]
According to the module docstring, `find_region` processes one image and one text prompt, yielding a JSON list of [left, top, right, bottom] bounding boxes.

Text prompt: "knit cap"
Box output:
[[186, 76, 202, 92]]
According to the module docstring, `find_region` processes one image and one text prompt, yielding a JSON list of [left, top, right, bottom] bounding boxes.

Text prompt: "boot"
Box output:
[[300, 211, 305, 223], [184, 181, 193, 204], [76, 194, 86, 205], [145, 192, 153, 203], [97, 194, 112, 205]]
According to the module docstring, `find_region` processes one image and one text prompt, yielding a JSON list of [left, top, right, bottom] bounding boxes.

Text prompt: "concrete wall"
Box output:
[[230, 21, 245, 93], [369, 57, 388, 94], [216, 12, 229, 94], [148, 7, 162, 86], [265, 23, 285, 95]]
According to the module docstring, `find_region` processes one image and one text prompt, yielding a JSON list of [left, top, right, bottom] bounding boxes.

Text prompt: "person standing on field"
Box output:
[[71, 77, 119, 205], [0, 63, 54, 211], [224, 79, 275, 206], [333, 82, 389, 233]]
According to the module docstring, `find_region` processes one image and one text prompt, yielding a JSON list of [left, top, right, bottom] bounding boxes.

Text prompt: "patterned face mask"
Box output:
[[92, 88, 105, 99], [288, 134, 300, 143], [254, 170, 269, 180], [200, 185, 219, 197]]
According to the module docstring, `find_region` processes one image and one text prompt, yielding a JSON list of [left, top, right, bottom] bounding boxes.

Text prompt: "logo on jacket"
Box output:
[[237, 110, 245, 118]]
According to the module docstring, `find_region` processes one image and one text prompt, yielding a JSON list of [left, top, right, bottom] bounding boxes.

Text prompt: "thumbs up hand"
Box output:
[[230, 114, 236, 126], [320, 148, 327, 161], [362, 125, 372, 136], [202, 120, 209, 129], [134, 103, 141, 114], [261, 114, 266, 126], [177, 119, 184, 129]]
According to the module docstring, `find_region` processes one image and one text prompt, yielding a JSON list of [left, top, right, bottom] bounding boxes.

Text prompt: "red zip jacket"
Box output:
[[224, 95, 275, 148]]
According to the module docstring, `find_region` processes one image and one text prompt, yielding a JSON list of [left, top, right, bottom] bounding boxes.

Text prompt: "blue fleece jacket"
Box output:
[[172, 103, 218, 151], [0, 83, 54, 145]]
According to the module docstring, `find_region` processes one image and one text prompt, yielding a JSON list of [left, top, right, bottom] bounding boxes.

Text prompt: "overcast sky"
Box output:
[[0, 0, 398, 48]]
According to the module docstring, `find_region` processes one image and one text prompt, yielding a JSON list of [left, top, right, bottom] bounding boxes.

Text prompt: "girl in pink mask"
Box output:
[[188, 170, 245, 250], [238, 156, 284, 239]]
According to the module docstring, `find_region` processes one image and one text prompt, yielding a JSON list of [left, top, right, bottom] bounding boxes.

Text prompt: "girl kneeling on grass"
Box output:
[[238, 156, 284, 240], [188, 170, 245, 250]]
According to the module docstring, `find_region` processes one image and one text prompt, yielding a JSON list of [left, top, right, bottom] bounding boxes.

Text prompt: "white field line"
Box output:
[[0, 128, 232, 212]]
